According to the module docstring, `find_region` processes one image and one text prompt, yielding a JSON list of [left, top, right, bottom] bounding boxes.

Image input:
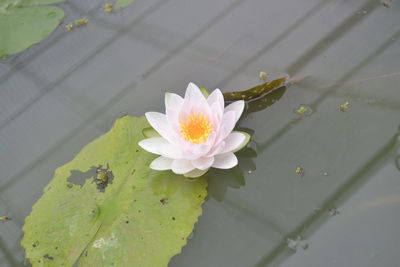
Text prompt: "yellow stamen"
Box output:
[[180, 112, 213, 144]]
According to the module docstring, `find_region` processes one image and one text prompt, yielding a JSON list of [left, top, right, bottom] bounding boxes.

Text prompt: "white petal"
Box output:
[[138, 137, 169, 155], [159, 144, 184, 159], [192, 156, 214, 170], [216, 111, 236, 143], [165, 92, 183, 111], [150, 156, 173, 170], [145, 112, 175, 142], [184, 168, 209, 178], [224, 100, 244, 123], [207, 89, 224, 111], [171, 159, 195, 174], [220, 132, 247, 154], [165, 93, 184, 132], [212, 152, 238, 169]]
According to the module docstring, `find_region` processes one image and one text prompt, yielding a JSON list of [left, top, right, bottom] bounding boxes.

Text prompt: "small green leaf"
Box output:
[[0, 0, 65, 58], [115, 0, 135, 9], [21, 116, 207, 266], [223, 75, 289, 102]]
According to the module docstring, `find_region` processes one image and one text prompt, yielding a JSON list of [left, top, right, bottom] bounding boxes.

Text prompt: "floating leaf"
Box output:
[[0, 0, 65, 58], [115, 0, 135, 9], [22, 116, 207, 266], [223, 75, 289, 102]]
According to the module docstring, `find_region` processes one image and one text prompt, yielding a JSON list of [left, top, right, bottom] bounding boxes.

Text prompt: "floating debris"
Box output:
[[340, 101, 349, 112], [65, 18, 89, 32], [382, 1, 390, 8], [75, 18, 89, 27], [0, 216, 11, 223], [65, 23, 75, 31], [295, 166, 304, 177], [329, 208, 340, 216], [287, 236, 308, 251], [294, 105, 313, 116], [103, 3, 113, 13], [259, 71, 268, 81], [323, 172, 328, 176]]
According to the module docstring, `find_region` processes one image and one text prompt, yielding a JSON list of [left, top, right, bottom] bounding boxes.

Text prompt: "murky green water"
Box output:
[[0, 0, 399, 266]]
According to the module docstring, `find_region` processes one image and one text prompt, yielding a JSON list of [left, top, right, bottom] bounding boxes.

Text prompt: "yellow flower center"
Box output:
[[180, 112, 213, 144]]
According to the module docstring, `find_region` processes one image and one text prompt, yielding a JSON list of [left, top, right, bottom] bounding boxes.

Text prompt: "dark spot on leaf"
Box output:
[[135, 149, 139, 152], [160, 198, 168, 205], [55, 247, 58, 250], [138, 210, 141, 213], [32, 241, 39, 247], [198, 194, 201, 198], [131, 169, 136, 175], [172, 217, 176, 221], [44, 254, 54, 260], [126, 221, 129, 224]]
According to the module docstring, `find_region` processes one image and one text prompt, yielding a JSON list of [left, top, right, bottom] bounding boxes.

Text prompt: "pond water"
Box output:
[[1, 0, 400, 266]]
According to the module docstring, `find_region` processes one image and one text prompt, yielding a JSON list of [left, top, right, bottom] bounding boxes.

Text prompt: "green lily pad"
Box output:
[[115, 0, 135, 9], [0, 0, 65, 58], [21, 115, 207, 266]]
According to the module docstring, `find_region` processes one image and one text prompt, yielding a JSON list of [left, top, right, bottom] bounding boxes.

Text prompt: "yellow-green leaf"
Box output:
[[21, 115, 207, 267], [0, 0, 65, 58]]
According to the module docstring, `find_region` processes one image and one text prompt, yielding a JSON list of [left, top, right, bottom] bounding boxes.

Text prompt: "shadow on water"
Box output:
[[207, 85, 287, 201], [207, 146, 257, 202]]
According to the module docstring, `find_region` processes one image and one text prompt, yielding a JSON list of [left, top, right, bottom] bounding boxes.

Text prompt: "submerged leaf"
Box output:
[[223, 75, 289, 102], [0, 0, 65, 58], [22, 116, 207, 266]]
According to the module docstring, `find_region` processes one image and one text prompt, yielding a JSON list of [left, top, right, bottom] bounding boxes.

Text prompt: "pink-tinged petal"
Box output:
[[150, 156, 173, 170], [138, 137, 169, 155], [206, 141, 225, 157], [219, 132, 247, 154], [185, 82, 206, 102], [224, 100, 244, 123], [184, 168, 209, 178], [190, 132, 216, 157], [171, 159, 195, 174], [192, 156, 214, 170], [212, 152, 238, 169], [207, 89, 224, 111], [145, 112, 175, 142], [216, 111, 236, 144], [209, 101, 223, 126], [179, 83, 211, 120]]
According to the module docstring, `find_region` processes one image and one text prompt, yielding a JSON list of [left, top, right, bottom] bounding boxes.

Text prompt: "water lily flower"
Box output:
[[139, 82, 250, 178]]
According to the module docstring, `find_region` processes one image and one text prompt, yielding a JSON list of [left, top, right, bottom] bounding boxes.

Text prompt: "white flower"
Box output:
[[139, 82, 250, 178]]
